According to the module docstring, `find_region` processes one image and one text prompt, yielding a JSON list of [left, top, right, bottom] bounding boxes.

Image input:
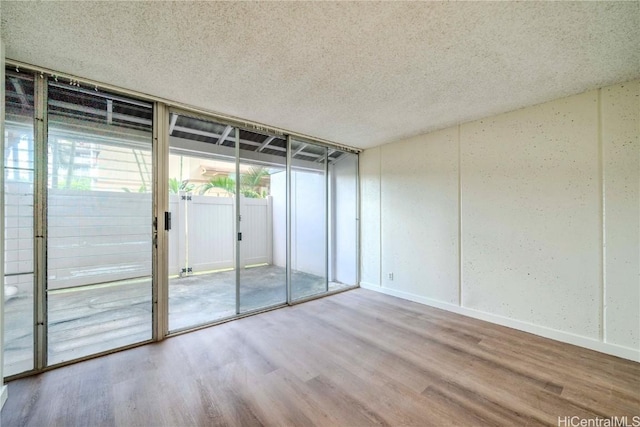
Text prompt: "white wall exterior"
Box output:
[[360, 80, 640, 361], [271, 171, 287, 268], [291, 170, 326, 277], [331, 154, 358, 286], [272, 169, 327, 277]]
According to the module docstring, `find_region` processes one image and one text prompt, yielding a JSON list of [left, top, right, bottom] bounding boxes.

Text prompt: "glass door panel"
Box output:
[[167, 114, 237, 331], [328, 151, 358, 290], [46, 83, 154, 364], [238, 131, 287, 313], [290, 140, 327, 300], [4, 69, 36, 376]]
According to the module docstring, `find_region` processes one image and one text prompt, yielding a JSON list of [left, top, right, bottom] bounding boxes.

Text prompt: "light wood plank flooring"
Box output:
[[2, 288, 639, 426]]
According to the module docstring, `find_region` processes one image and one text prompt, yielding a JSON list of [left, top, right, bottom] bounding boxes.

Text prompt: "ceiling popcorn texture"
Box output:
[[2, 1, 639, 149]]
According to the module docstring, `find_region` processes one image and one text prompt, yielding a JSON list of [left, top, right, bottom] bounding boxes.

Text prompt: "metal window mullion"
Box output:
[[286, 136, 292, 304], [355, 154, 361, 286], [33, 74, 48, 370], [235, 128, 241, 315], [324, 146, 329, 293], [0, 49, 5, 382], [153, 102, 169, 341], [328, 156, 337, 287]]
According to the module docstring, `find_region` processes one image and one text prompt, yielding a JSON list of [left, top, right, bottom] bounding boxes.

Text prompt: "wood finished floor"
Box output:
[[2, 288, 639, 427]]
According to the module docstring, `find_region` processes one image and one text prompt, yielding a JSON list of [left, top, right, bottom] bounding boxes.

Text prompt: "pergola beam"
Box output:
[[169, 113, 178, 134], [292, 143, 308, 158], [48, 100, 151, 126], [316, 149, 335, 163], [10, 78, 29, 110], [106, 100, 113, 124], [257, 136, 275, 152], [217, 125, 233, 145]]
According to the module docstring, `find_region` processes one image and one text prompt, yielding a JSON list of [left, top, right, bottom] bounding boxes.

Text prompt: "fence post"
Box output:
[[178, 190, 186, 276], [267, 195, 273, 265]]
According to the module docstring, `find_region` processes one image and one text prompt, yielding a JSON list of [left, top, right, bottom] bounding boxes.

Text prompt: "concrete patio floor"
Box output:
[[3, 265, 351, 377]]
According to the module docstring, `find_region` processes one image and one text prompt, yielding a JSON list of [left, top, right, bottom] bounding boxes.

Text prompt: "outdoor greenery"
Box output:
[[119, 167, 269, 197], [122, 184, 148, 193], [168, 178, 195, 194], [199, 166, 269, 198], [58, 177, 92, 191]]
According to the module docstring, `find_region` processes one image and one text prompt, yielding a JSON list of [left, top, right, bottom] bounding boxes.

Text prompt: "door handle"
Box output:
[[165, 212, 172, 231]]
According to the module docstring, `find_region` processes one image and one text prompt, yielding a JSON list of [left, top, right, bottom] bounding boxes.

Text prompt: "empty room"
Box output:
[[0, 1, 638, 426]]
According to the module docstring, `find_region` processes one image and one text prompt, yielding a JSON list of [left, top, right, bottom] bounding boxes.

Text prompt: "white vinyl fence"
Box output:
[[48, 190, 152, 289], [168, 193, 273, 276], [6, 189, 273, 290]]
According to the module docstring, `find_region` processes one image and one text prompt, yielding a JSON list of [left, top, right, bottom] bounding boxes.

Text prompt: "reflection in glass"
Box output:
[[168, 115, 238, 331], [47, 83, 153, 364], [4, 69, 36, 376], [329, 151, 358, 289], [290, 140, 328, 300], [239, 131, 287, 313]]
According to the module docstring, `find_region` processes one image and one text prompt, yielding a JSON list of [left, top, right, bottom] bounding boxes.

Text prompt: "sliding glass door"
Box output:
[[167, 113, 290, 330], [46, 83, 154, 364], [289, 140, 328, 300], [167, 114, 239, 331], [328, 152, 358, 289], [238, 131, 287, 313], [3, 66, 359, 378], [4, 70, 36, 376]]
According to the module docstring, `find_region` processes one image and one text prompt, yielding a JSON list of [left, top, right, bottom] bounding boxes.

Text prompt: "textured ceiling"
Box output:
[[2, 1, 639, 149]]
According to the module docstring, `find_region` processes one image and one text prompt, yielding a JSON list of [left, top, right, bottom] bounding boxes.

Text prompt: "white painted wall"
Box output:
[[360, 80, 640, 361], [461, 91, 601, 337], [602, 82, 640, 349], [359, 148, 381, 286], [381, 128, 459, 303]]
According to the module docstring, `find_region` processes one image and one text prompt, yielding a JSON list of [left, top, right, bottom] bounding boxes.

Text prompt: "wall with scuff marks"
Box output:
[[360, 80, 639, 361]]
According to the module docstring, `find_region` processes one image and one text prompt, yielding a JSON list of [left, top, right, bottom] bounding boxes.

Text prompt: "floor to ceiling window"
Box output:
[[167, 112, 292, 331], [289, 139, 328, 300], [167, 114, 240, 330], [328, 151, 358, 289], [46, 83, 154, 365], [3, 69, 35, 376], [288, 140, 358, 300], [3, 65, 359, 378], [237, 129, 288, 314]]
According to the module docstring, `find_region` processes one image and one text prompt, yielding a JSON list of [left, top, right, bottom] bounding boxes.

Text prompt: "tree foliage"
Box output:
[[199, 167, 269, 198]]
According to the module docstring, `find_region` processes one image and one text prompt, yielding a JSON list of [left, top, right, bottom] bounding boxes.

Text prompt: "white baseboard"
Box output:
[[1, 384, 7, 410], [359, 282, 640, 363]]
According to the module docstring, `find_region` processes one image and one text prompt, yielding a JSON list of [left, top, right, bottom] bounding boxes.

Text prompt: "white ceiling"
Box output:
[[2, 1, 639, 150]]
